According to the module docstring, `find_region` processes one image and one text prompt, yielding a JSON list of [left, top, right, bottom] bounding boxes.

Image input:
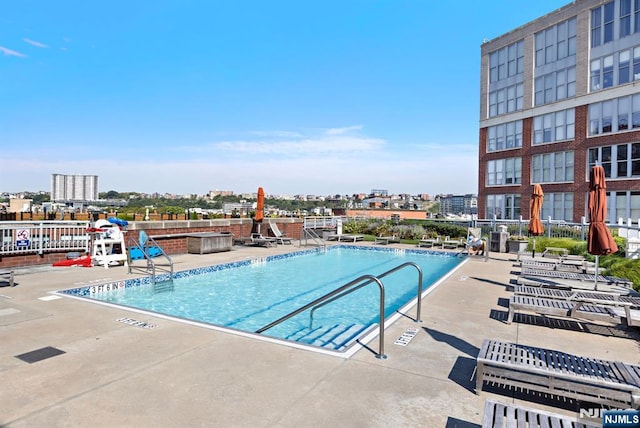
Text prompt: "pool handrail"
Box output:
[[309, 262, 424, 325], [255, 274, 388, 359], [127, 232, 174, 286]]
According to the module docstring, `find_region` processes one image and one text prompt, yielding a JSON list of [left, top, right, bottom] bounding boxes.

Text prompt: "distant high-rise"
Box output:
[[51, 174, 98, 202]]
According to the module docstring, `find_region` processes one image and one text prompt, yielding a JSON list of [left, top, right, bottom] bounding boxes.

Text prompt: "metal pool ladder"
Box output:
[[127, 231, 174, 287], [255, 262, 423, 359]]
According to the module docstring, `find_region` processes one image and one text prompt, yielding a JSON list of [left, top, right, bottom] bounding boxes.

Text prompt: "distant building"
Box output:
[[222, 202, 254, 216], [51, 174, 98, 202], [208, 190, 234, 198], [370, 189, 388, 197], [439, 194, 478, 216]]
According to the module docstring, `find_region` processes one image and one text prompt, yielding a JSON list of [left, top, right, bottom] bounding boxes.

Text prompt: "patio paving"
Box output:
[[0, 242, 638, 427]]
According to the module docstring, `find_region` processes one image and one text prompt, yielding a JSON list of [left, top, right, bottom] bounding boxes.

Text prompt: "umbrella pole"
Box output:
[[594, 255, 599, 291], [532, 238, 536, 258]]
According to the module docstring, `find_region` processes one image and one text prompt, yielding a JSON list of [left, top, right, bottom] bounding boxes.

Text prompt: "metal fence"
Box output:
[[0, 221, 90, 256]]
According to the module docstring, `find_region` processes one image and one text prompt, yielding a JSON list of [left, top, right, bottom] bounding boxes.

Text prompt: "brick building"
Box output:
[[479, 0, 640, 222]]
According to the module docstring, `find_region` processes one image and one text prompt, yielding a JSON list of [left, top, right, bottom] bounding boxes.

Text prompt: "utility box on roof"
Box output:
[[490, 231, 508, 253]]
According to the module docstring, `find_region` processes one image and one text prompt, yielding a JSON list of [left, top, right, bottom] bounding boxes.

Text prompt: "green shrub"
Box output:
[[605, 258, 640, 292]]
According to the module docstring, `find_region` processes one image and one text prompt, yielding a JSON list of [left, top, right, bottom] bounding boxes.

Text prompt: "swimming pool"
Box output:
[[59, 245, 465, 357]]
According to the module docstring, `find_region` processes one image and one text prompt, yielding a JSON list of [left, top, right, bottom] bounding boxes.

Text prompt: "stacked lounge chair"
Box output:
[[476, 339, 640, 409]]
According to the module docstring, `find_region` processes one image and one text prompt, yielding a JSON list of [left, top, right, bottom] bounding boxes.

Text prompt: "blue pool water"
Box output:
[[61, 246, 463, 353]]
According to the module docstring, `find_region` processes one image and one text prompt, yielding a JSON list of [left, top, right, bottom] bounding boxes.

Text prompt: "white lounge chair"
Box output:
[[268, 221, 293, 245], [417, 235, 440, 248], [374, 234, 400, 245]]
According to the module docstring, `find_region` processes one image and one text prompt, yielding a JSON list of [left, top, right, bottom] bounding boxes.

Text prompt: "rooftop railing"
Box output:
[[0, 221, 90, 256]]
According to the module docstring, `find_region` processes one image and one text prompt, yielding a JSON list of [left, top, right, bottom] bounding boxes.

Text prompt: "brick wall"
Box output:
[[478, 103, 640, 222], [0, 218, 304, 269]]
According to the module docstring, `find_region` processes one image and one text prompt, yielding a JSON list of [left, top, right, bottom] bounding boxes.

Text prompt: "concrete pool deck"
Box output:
[[1, 242, 638, 427]]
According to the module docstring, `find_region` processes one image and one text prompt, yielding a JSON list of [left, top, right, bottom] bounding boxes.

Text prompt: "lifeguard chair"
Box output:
[[90, 219, 128, 268]]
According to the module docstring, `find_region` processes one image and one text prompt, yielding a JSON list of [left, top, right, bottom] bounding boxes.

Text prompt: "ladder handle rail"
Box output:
[[310, 262, 423, 325], [255, 274, 388, 359], [126, 235, 174, 285]]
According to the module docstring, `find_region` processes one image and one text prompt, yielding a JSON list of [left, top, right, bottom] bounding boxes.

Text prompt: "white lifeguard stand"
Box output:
[[91, 220, 128, 268]]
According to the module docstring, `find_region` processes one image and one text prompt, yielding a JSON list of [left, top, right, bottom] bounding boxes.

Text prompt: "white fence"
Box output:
[[0, 221, 90, 256]]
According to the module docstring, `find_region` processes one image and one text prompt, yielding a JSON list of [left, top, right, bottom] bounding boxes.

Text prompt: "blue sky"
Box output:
[[1, 0, 570, 196]]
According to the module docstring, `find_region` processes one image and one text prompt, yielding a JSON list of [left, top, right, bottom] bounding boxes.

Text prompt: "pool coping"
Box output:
[[54, 245, 469, 359]]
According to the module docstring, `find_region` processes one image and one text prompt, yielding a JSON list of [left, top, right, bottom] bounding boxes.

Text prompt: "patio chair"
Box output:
[[374, 234, 400, 245], [442, 235, 463, 249], [330, 234, 364, 243], [249, 233, 277, 248], [268, 221, 293, 245], [506, 294, 628, 325], [511, 285, 639, 326], [482, 399, 600, 428], [417, 235, 440, 248], [476, 339, 640, 409]]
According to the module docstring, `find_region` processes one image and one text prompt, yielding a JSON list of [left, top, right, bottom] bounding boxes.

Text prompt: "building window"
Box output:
[[541, 193, 574, 222], [532, 151, 574, 183], [487, 120, 522, 152], [605, 1, 615, 43], [489, 40, 524, 83], [533, 109, 575, 144], [621, 0, 632, 38], [619, 50, 631, 84], [485, 194, 521, 219], [604, 44, 640, 86], [588, 142, 640, 178], [591, 1, 618, 46], [589, 93, 640, 135], [535, 17, 576, 66], [614, 191, 640, 220], [592, 6, 602, 47], [488, 83, 523, 118], [534, 67, 575, 106], [486, 158, 522, 186]]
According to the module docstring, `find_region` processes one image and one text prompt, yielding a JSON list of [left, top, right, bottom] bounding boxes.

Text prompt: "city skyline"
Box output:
[[1, 0, 569, 196]]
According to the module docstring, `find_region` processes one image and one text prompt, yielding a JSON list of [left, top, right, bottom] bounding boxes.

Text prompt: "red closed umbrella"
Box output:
[[528, 184, 544, 257], [588, 165, 618, 290]]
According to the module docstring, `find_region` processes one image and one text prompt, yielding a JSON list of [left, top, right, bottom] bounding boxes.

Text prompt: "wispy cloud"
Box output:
[[0, 46, 26, 57], [210, 126, 384, 156], [326, 125, 362, 135], [214, 135, 385, 155], [23, 38, 48, 48]]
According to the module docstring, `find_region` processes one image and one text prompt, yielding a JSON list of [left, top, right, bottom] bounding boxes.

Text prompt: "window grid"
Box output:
[[489, 40, 524, 84], [535, 67, 576, 106], [588, 142, 640, 178], [487, 120, 523, 152], [540, 193, 574, 222], [591, 44, 640, 91], [485, 194, 522, 220], [531, 151, 574, 183], [533, 109, 575, 144], [488, 83, 523, 117], [589, 93, 640, 135], [535, 17, 577, 66], [486, 158, 522, 186]]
